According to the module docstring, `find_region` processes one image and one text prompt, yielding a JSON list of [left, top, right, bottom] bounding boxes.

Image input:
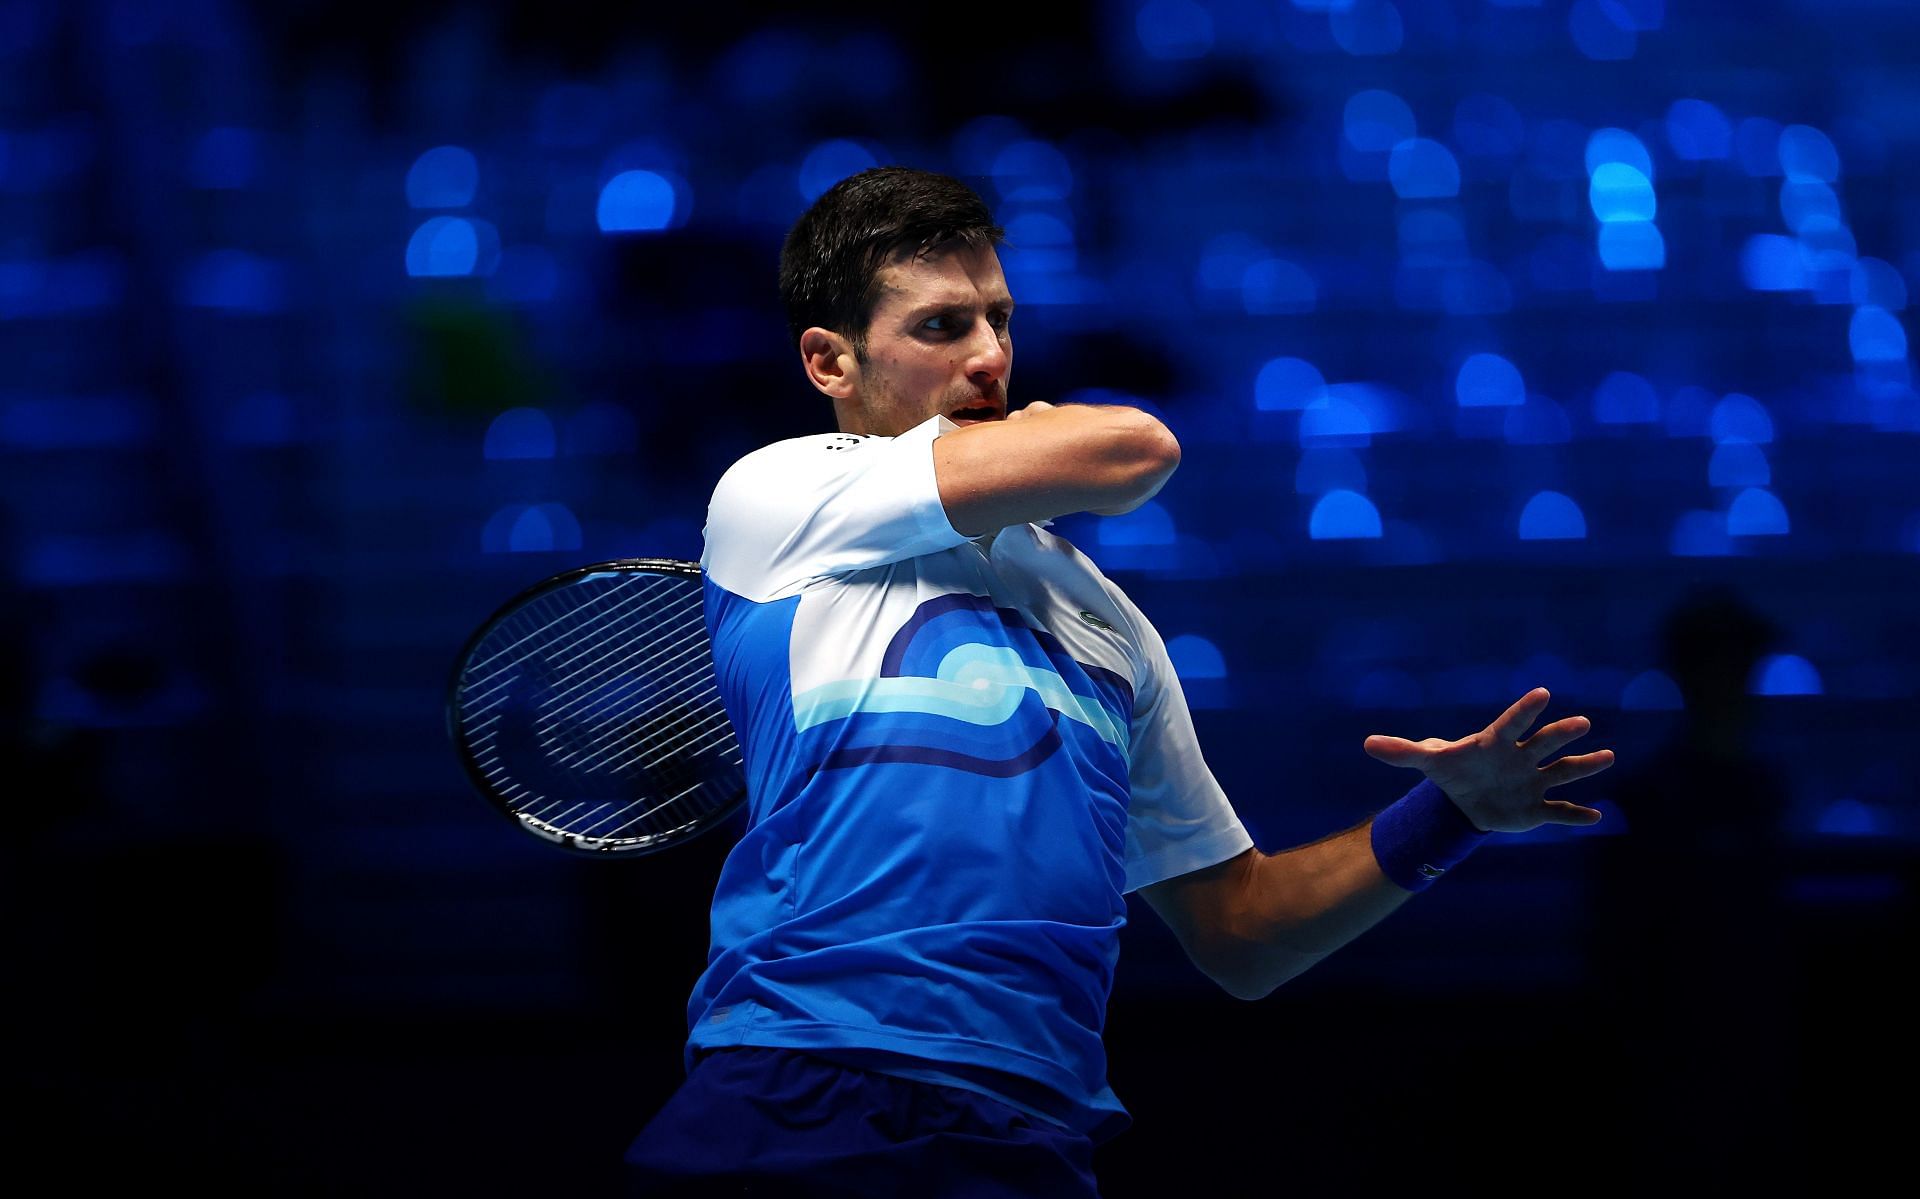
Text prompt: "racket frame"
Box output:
[[445, 557, 745, 857]]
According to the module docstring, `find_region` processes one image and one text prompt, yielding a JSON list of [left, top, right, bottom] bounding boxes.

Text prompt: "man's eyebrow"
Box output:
[[900, 297, 1018, 321]]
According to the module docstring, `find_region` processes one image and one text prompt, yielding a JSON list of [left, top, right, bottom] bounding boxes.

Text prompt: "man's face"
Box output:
[[831, 244, 1014, 436]]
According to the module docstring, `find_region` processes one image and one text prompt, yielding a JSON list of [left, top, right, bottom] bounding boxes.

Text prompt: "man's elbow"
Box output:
[[1203, 943, 1320, 1002], [1093, 413, 1181, 515], [1127, 412, 1181, 486]]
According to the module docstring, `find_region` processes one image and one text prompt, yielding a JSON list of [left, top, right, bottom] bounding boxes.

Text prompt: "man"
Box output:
[[624, 167, 1614, 1196]]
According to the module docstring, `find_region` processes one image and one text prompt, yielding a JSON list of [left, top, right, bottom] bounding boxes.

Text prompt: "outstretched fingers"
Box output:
[[1362, 734, 1424, 767], [1540, 798, 1605, 826], [1522, 715, 1592, 763], [1539, 749, 1616, 789], [1490, 687, 1552, 742]]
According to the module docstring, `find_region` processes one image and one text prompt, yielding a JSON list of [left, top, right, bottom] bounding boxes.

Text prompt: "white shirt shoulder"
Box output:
[[701, 414, 971, 603]]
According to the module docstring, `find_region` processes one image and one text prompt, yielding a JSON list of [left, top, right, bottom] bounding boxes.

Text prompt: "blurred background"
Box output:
[[6, 0, 1915, 1191]]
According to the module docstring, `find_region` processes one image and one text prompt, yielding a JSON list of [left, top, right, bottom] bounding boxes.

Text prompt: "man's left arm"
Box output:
[[1140, 687, 1615, 1001]]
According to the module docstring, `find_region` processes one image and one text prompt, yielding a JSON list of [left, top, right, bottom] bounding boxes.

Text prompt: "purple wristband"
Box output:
[[1370, 779, 1489, 892]]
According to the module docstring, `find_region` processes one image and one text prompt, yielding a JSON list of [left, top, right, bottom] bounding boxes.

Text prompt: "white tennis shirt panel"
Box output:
[[699, 412, 1253, 892]]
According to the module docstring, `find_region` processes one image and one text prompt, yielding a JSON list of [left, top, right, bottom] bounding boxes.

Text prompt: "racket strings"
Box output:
[[461, 573, 679, 710], [453, 567, 745, 852]]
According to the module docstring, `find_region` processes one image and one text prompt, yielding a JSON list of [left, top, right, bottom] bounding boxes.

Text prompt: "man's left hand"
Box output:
[[1362, 688, 1614, 833]]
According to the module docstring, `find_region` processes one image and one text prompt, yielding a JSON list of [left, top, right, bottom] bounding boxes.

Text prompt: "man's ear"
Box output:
[[799, 327, 859, 400]]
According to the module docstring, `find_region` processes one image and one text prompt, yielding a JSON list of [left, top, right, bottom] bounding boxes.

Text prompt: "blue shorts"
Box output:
[[624, 1046, 1102, 1197]]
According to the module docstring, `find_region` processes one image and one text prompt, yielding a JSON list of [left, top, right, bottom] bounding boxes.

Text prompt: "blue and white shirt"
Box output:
[[688, 412, 1253, 1139]]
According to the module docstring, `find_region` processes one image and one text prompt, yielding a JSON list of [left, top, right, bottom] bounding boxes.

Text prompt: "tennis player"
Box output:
[[623, 167, 1615, 1196]]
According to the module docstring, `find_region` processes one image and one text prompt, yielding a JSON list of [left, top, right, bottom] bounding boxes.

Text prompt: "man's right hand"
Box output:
[[1003, 400, 1054, 423]]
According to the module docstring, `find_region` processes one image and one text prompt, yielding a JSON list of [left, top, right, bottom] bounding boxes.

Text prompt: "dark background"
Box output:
[[6, 0, 1915, 1191]]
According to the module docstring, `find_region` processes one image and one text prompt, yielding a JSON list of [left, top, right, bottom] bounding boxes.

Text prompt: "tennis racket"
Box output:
[[446, 558, 747, 856]]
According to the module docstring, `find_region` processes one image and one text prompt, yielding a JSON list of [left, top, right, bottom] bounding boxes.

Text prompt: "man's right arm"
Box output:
[[933, 402, 1180, 536]]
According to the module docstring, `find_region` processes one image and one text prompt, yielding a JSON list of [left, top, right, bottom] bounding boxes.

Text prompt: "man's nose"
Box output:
[[964, 319, 1008, 383]]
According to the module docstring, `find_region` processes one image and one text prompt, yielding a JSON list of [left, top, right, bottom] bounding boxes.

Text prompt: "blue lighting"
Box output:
[[1352, 668, 1423, 709], [1005, 212, 1074, 249], [1097, 500, 1176, 546], [1813, 800, 1882, 838], [1295, 447, 1367, 495], [0, 394, 152, 448], [797, 140, 878, 203], [1734, 118, 1783, 176], [30, 252, 123, 315], [1456, 353, 1525, 408], [1329, 0, 1404, 57], [1665, 98, 1731, 160], [950, 115, 1029, 176], [1866, 384, 1920, 435], [1398, 209, 1466, 265], [1849, 307, 1908, 362], [1740, 234, 1806, 292], [189, 126, 259, 189], [1255, 356, 1327, 411], [1530, 235, 1593, 292], [1441, 261, 1514, 316], [1779, 180, 1840, 234], [1588, 162, 1655, 223], [534, 83, 609, 149], [597, 170, 679, 232], [1136, 0, 1215, 59], [1452, 94, 1525, 160], [224, 393, 295, 446], [483, 407, 557, 460], [485, 246, 559, 305], [406, 145, 478, 209], [1309, 490, 1384, 539], [1529, 120, 1589, 180], [1710, 393, 1773, 444], [180, 249, 287, 310], [1166, 634, 1227, 679], [22, 533, 188, 586], [1585, 128, 1652, 179], [1503, 397, 1572, 444], [1300, 396, 1373, 446], [1727, 487, 1789, 536], [1708, 439, 1770, 487], [1669, 510, 1732, 557], [1198, 232, 1268, 292], [1593, 371, 1659, 424], [1620, 669, 1683, 711], [1242, 257, 1317, 314], [1344, 89, 1415, 154], [1388, 138, 1460, 199], [992, 140, 1073, 202], [405, 217, 478, 277], [1326, 383, 1411, 436], [1003, 213, 1077, 277], [483, 502, 583, 554], [1777, 124, 1840, 182], [1850, 258, 1908, 310], [1597, 221, 1665, 271], [1798, 218, 1857, 279], [563, 402, 638, 456], [716, 30, 806, 102], [1517, 490, 1587, 539], [1750, 653, 1821, 696], [1664, 386, 1715, 438], [1568, 0, 1635, 60]]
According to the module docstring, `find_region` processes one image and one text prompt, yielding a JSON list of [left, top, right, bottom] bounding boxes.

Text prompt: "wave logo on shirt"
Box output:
[[791, 593, 1132, 777]]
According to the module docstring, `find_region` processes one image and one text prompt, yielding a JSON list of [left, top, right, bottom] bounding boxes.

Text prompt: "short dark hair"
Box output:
[[779, 166, 1004, 362]]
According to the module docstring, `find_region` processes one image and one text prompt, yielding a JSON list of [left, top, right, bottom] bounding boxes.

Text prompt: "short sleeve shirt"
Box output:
[[687, 412, 1252, 1138]]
